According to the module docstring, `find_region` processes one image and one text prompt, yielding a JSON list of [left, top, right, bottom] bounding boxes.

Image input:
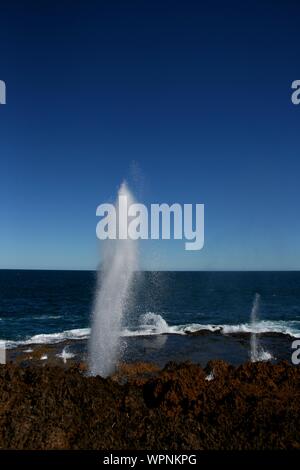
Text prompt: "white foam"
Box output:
[[221, 320, 300, 338], [1, 315, 299, 349], [251, 347, 273, 363], [2, 328, 91, 349], [123, 317, 300, 338]]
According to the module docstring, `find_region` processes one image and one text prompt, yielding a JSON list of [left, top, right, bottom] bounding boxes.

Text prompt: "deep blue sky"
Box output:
[[0, 0, 299, 270]]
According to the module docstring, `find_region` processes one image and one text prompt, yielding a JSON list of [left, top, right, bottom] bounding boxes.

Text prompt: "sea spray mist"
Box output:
[[89, 182, 138, 377]]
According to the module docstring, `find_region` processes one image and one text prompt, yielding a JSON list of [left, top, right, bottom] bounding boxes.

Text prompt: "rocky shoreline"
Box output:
[[0, 360, 299, 450], [5, 328, 295, 370]]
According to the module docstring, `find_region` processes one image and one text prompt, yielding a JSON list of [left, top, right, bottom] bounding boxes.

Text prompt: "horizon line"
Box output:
[[0, 268, 300, 273]]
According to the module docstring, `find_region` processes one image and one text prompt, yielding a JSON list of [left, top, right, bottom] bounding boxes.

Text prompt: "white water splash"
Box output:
[[89, 182, 138, 377], [205, 371, 215, 381], [139, 312, 169, 334], [250, 293, 272, 362], [57, 347, 75, 364]]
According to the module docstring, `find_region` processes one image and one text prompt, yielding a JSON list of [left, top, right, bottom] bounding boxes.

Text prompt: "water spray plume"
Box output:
[[250, 293, 260, 362], [89, 182, 138, 377], [250, 293, 272, 362]]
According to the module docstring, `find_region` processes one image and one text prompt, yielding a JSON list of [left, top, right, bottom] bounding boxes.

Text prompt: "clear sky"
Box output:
[[0, 0, 299, 270]]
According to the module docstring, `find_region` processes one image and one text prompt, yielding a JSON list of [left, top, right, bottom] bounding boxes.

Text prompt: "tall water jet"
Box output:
[[250, 293, 260, 362], [250, 293, 272, 362], [89, 182, 138, 377]]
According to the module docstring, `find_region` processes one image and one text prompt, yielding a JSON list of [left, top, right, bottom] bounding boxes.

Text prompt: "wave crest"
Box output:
[[1, 314, 299, 349]]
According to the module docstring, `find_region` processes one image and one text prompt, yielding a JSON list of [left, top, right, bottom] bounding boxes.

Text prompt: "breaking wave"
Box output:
[[1, 313, 299, 349]]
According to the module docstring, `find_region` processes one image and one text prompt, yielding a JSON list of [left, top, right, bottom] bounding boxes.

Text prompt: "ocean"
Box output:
[[1, 270, 299, 366]]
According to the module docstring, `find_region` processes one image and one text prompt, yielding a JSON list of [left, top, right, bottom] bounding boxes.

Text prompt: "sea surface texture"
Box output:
[[0, 270, 299, 365]]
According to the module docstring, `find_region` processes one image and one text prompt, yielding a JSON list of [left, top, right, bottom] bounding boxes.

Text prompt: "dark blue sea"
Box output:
[[0, 270, 299, 365]]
